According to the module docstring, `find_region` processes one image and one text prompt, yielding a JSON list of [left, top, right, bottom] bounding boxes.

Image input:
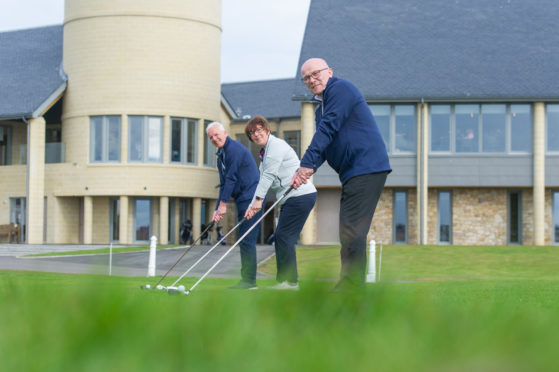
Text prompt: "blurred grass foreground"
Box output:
[[1, 244, 559, 371]]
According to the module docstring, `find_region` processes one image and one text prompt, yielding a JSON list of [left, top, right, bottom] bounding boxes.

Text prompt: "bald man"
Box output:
[[292, 58, 391, 291]]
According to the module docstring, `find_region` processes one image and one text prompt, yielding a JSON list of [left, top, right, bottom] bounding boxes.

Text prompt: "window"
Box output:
[[128, 116, 162, 162], [430, 104, 532, 154], [90, 116, 121, 162], [553, 191, 559, 244], [0, 125, 11, 165], [134, 199, 151, 241], [547, 104, 559, 152], [438, 191, 452, 244], [508, 191, 522, 244], [370, 104, 416, 154], [283, 130, 301, 157], [110, 198, 120, 242], [455, 104, 479, 152], [430, 105, 451, 152], [481, 104, 506, 152], [203, 120, 217, 167], [171, 117, 198, 164], [370, 105, 390, 152], [393, 191, 408, 243], [394, 106, 416, 153], [511, 105, 532, 152]]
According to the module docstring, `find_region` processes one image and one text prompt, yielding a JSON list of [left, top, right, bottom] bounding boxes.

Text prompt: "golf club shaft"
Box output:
[[186, 187, 294, 294], [155, 220, 215, 286], [170, 218, 246, 287]]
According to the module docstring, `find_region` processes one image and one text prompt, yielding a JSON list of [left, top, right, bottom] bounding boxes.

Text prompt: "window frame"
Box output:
[[90, 115, 121, 163], [393, 190, 408, 244], [507, 190, 523, 245], [429, 103, 533, 155], [128, 115, 163, 163], [437, 190, 452, 244], [170, 117, 198, 164]]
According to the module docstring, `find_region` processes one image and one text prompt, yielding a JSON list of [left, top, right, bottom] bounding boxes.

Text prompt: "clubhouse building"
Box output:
[[1, 0, 558, 246]]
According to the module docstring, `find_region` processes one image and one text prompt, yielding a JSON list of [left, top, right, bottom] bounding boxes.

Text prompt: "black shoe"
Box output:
[[228, 281, 258, 290]]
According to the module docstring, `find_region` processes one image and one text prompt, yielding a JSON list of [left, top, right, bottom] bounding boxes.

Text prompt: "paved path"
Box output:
[[0, 243, 276, 279]]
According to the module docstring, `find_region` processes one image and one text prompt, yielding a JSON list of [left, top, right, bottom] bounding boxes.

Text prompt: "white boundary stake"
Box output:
[[169, 187, 293, 295], [109, 242, 113, 276], [378, 242, 383, 281], [147, 235, 157, 277], [366, 239, 377, 283], [168, 218, 247, 288]]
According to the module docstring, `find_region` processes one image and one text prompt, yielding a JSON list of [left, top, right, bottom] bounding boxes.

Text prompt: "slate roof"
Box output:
[[293, 0, 559, 101], [0, 25, 66, 120], [221, 79, 300, 120]]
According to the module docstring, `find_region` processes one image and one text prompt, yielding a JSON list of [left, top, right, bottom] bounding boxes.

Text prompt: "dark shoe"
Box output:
[[228, 281, 258, 290]]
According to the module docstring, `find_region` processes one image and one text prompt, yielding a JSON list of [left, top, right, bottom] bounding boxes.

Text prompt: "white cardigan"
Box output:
[[252, 134, 316, 205]]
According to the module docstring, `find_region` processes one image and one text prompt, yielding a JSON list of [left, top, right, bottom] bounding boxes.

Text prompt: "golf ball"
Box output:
[[177, 285, 185, 292], [156, 284, 164, 290], [144, 284, 151, 289]]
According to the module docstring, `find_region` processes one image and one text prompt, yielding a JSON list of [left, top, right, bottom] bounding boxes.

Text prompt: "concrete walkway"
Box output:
[[0, 243, 276, 279]]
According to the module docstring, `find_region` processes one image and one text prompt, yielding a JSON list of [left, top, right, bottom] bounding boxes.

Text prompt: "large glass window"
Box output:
[[438, 191, 452, 244], [510, 105, 532, 152], [482, 104, 506, 152], [203, 120, 217, 167], [128, 116, 162, 163], [284, 130, 301, 157], [370, 105, 415, 154], [547, 105, 559, 152], [394, 106, 416, 153], [90, 116, 121, 162], [134, 199, 151, 241], [430, 105, 451, 152], [553, 191, 559, 244], [455, 104, 479, 152], [393, 191, 408, 244], [171, 117, 198, 164], [370, 105, 390, 152], [0, 125, 12, 165], [508, 190, 522, 244], [431, 104, 532, 154], [110, 198, 120, 242]]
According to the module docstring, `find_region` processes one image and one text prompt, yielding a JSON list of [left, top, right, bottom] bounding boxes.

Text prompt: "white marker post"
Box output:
[[148, 236, 157, 277], [109, 242, 113, 276], [366, 240, 376, 283]]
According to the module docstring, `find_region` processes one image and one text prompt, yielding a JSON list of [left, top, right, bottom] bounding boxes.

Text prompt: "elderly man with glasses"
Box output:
[[291, 58, 392, 291]]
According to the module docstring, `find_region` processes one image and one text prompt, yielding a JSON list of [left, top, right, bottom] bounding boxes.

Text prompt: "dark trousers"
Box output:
[[236, 199, 262, 284], [339, 172, 388, 285], [274, 192, 317, 283]]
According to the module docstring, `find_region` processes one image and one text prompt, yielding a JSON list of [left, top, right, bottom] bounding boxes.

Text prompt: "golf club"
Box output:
[[167, 218, 247, 289], [168, 186, 294, 295], [140, 220, 215, 290]]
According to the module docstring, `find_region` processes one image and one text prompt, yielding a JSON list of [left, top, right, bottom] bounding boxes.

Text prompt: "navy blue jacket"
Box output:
[[216, 136, 260, 205], [300, 76, 391, 185]]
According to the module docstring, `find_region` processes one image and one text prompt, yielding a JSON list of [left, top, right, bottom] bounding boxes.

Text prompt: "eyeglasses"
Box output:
[[249, 127, 265, 137], [301, 67, 329, 83]]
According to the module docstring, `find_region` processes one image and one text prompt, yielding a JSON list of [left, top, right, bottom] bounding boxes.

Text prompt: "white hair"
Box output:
[[206, 121, 225, 134]]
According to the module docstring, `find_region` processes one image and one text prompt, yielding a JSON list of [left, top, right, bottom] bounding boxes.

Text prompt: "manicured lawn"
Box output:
[[2, 245, 559, 371]]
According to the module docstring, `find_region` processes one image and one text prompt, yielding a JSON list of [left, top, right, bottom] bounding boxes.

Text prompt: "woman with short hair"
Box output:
[[244, 115, 317, 290]]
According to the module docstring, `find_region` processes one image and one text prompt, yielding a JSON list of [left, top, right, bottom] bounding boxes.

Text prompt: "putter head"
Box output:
[[167, 285, 187, 295]]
